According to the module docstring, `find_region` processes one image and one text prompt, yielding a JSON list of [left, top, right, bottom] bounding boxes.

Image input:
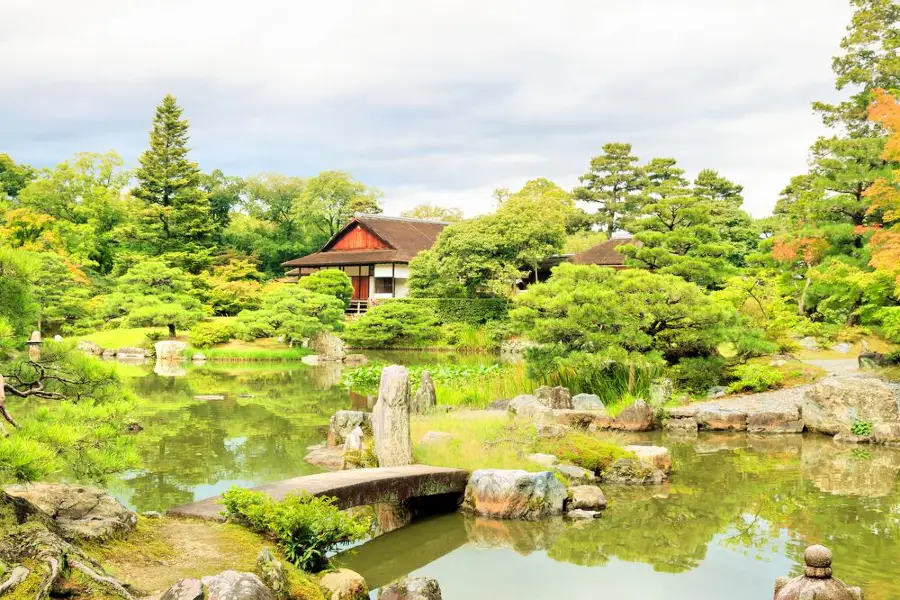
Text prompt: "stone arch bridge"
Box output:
[[167, 465, 469, 521]]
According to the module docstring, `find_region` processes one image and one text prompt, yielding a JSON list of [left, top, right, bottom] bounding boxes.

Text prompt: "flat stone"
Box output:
[[833, 432, 870, 444], [553, 409, 613, 430], [344, 354, 369, 365], [304, 445, 344, 471], [195, 394, 226, 401], [566, 509, 602, 520], [525, 453, 558, 467], [664, 417, 698, 432], [747, 408, 803, 434], [603, 458, 668, 485], [697, 408, 747, 431], [554, 464, 598, 485], [567, 485, 607, 510]]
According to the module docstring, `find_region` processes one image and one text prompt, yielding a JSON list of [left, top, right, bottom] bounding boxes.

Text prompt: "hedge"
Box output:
[[386, 298, 509, 324]]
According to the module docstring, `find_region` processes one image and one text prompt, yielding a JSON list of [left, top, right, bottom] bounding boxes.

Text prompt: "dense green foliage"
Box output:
[[726, 364, 784, 393], [221, 488, 370, 571], [341, 362, 505, 393], [341, 301, 441, 348], [296, 269, 354, 307], [235, 285, 345, 345], [391, 297, 509, 325], [189, 320, 236, 349]]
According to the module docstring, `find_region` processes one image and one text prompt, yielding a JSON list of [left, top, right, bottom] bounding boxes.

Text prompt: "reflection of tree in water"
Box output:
[[112, 365, 349, 511]]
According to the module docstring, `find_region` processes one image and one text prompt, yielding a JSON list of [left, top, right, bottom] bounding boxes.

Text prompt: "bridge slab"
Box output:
[[167, 465, 469, 521]]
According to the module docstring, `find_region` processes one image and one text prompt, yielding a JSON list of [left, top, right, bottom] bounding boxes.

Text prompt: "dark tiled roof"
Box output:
[[570, 238, 639, 266], [282, 215, 448, 267]]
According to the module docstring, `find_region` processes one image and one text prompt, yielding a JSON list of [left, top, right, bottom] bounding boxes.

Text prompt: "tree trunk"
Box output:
[[168, 323, 176, 338], [798, 271, 812, 316]]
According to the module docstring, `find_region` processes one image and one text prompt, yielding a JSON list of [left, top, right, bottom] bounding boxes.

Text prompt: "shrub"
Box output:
[[388, 298, 509, 324], [342, 301, 440, 348], [144, 329, 167, 343], [189, 321, 235, 349], [297, 270, 354, 308], [221, 488, 371, 572], [726, 364, 784, 394], [234, 286, 345, 344], [535, 433, 633, 474], [671, 356, 726, 396]]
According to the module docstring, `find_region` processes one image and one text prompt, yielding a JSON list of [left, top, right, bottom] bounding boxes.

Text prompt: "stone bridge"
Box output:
[[167, 465, 469, 521]]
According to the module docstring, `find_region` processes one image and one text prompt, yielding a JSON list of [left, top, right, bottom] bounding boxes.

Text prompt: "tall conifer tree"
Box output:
[[133, 94, 214, 264]]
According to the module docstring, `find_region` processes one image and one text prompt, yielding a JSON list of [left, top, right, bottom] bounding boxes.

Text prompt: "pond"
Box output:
[[110, 359, 900, 600]]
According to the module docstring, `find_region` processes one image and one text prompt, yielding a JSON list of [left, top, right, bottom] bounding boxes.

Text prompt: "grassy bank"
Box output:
[[411, 412, 631, 474]]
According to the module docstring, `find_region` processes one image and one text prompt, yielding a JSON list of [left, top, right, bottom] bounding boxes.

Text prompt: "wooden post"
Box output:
[[392, 263, 396, 298]]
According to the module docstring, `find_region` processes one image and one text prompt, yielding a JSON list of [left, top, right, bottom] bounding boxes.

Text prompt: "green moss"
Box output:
[[82, 517, 177, 565], [285, 565, 327, 600], [536, 433, 634, 473], [5, 560, 43, 600]]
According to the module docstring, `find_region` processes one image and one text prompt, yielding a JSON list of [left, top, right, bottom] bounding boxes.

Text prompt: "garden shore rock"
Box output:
[[553, 409, 613, 430], [380, 577, 443, 600], [803, 374, 900, 437], [155, 340, 188, 361], [412, 370, 437, 414], [319, 568, 369, 600], [571, 393, 606, 413], [509, 394, 553, 424], [463, 469, 567, 519], [4, 483, 136, 541], [255, 548, 288, 599], [76, 339, 104, 355], [603, 458, 668, 485], [567, 485, 607, 511], [613, 400, 653, 431], [304, 444, 344, 471], [535, 386, 573, 409], [372, 365, 414, 467], [624, 445, 673, 473], [664, 384, 811, 434], [309, 330, 346, 362], [201, 570, 275, 599], [555, 464, 598, 485], [328, 410, 372, 447]]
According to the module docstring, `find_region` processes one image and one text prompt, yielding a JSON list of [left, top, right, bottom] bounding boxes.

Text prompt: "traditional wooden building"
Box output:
[[282, 214, 448, 310], [523, 238, 639, 285]]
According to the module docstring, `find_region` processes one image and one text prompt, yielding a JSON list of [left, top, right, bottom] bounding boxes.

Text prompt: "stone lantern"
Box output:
[[26, 331, 41, 361], [774, 545, 863, 600]]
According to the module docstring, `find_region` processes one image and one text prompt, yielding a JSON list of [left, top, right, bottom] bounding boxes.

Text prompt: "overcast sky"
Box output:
[[1, 1, 852, 217]]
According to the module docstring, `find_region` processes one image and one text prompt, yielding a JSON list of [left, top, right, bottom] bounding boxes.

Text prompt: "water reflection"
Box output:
[[337, 433, 900, 600]]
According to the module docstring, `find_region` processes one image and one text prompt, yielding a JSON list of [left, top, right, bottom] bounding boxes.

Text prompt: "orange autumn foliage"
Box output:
[[866, 91, 900, 281], [772, 237, 829, 266]]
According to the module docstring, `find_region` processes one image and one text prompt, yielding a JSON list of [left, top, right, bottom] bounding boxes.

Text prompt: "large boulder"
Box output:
[[747, 407, 804, 434], [156, 340, 188, 361], [696, 408, 748, 431], [319, 569, 369, 600], [116, 346, 147, 360], [4, 483, 136, 541], [571, 393, 607, 413], [380, 577, 443, 600], [508, 394, 553, 424], [535, 386, 573, 409], [309, 330, 346, 362], [613, 399, 653, 431], [328, 410, 372, 447], [411, 370, 437, 414], [372, 365, 413, 467], [602, 458, 668, 485], [76, 339, 104, 356], [201, 571, 275, 600], [304, 444, 344, 471], [803, 374, 900, 436], [462, 469, 567, 520]]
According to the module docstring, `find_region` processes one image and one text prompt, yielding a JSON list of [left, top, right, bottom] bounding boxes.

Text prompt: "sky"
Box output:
[[0, 0, 853, 218]]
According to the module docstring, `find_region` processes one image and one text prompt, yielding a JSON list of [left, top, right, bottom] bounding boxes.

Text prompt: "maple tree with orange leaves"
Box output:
[[865, 89, 900, 281]]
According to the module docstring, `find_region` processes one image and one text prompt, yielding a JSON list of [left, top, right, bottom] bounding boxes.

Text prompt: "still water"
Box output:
[[114, 361, 900, 600]]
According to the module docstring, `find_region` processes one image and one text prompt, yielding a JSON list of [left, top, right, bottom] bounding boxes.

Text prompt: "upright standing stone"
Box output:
[[372, 365, 413, 467], [27, 331, 41, 361], [774, 545, 863, 600], [412, 370, 437, 414]]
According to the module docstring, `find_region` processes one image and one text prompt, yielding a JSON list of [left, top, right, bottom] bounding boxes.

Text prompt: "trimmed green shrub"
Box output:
[[234, 286, 345, 344], [726, 364, 784, 393], [672, 356, 726, 396], [392, 298, 509, 325], [221, 488, 371, 572], [297, 270, 354, 308], [342, 301, 440, 348], [189, 320, 235, 348]]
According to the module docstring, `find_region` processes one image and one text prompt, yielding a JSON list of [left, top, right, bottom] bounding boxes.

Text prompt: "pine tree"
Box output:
[[133, 94, 215, 258], [573, 143, 646, 238]]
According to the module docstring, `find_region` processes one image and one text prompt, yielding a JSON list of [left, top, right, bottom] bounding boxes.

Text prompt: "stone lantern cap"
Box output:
[[774, 545, 863, 600], [27, 331, 41, 345]]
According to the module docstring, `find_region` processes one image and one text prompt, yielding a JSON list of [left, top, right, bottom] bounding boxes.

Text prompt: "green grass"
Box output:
[[411, 412, 631, 473], [78, 327, 169, 349], [185, 346, 311, 361]]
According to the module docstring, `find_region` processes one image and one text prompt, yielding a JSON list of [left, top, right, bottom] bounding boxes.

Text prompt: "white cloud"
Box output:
[[0, 0, 852, 217]]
